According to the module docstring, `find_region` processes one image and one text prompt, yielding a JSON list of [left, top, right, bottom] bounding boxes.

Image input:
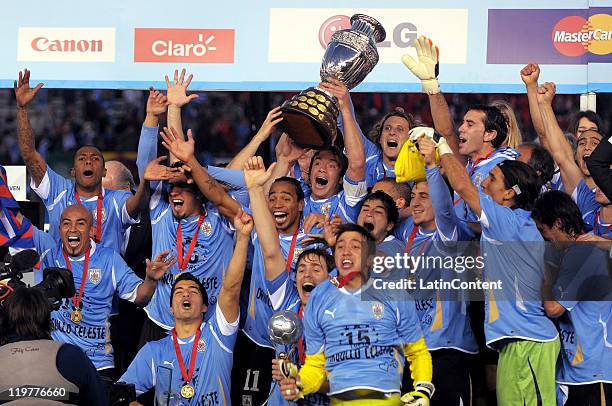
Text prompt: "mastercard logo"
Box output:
[[319, 15, 351, 49], [552, 14, 612, 57]]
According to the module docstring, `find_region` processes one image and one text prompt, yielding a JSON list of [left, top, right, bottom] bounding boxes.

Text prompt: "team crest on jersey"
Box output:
[[293, 247, 304, 263], [371, 302, 385, 320], [200, 221, 213, 237], [472, 172, 484, 187], [320, 202, 332, 215], [92, 208, 107, 224], [88, 268, 102, 285], [197, 338, 206, 352]]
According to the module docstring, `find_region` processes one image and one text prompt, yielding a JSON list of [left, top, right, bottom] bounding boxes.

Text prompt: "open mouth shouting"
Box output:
[[273, 211, 289, 225], [314, 176, 329, 187], [181, 298, 192, 310], [66, 234, 81, 248], [172, 199, 185, 209], [386, 139, 399, 149], [362, 221, 375, 233], [82, 169, 94, 178]]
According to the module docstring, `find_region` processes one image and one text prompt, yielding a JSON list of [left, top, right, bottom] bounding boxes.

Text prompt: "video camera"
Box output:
[[0, 249, 75, 310]]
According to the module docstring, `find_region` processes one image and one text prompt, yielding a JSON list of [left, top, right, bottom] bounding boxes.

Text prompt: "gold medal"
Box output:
[[180, 383, 195, 399], [70, 309, 83, 323]]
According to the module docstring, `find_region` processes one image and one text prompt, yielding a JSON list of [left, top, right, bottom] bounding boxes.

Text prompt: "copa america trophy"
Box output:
[[279, 14, 386, 148]]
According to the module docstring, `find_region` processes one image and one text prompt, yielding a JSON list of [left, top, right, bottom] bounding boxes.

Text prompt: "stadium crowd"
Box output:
[[0, 35, 610, 406]]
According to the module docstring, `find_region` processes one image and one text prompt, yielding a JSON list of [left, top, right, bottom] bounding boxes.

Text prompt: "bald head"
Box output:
[[61, 204, 93, 226], [60, 204, 94, 256], [102, 160, 135, 192]]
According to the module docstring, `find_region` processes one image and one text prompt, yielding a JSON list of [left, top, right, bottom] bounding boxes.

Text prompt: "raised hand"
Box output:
[[401, 36, 440, 94], [302, 214, 342, 247], [234, 208, 254, 237], [417, 137, 438, 169], [243, 156, 276, 189], [276, 133, 306, 163], [303, 213, 326, 234], [254, 107, 283, 142], [14, 69, 44, 108], [160, 127, 196, 163], [165, 68, 199, 107], [536, 82, 556, 106], [520, 63, 540, 87], [146, 87, 169, 116], [145, 250, 177, 281], [143, 156, 181, 181], [319, 79, 350, 112]]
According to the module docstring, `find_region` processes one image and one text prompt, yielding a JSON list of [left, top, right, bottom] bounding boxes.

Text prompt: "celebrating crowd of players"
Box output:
[[1, 35, 611, 406]]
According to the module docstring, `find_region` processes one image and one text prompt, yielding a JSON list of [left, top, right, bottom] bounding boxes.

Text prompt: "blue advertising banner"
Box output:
[[0, 0, 609, 93]]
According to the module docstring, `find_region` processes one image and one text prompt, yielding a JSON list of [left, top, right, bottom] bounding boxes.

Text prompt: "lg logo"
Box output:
[[319, 15, 418, 49]]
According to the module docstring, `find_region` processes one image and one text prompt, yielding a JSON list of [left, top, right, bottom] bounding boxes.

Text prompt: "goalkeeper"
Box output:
[[274, 223, 434, 405]]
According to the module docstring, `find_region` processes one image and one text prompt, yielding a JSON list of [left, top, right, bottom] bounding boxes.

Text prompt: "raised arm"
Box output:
[[165, 69, 199, 164], [227, 107, 283, 170], [401, 36, 463, 164], [161, 127, 241, 219], [536, 82, 584, 194], [319, 80, 365, 181], [438, 139, 482, 217], [244, 156, 287, 281], [520, 63, 547, 143], [217, 208, 252, 323], [14, 69, 46, 186], [266, 134, 306, 195], [134, 250, 177, 305], [136, 88, 168, 180]]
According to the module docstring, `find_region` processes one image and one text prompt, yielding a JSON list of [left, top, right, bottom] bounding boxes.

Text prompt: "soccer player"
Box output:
[[14, 69, 151, 254], [35, 204, 176, 381], [371, 178, 414, 242], [277, 223, 434, 406], [402, 37, 519, 237], [536, 82, 611, 238], [357, 190, 404, 257], [244, 155, 332, 405], [119, 209, 251, 404], [532, 191, 612, 406], [516, 142, 556, 193], [141, 127, 242, 344], [437, 131, 560, 405]]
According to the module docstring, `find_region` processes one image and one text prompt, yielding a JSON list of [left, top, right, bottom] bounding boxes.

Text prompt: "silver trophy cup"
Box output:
[[279, 14, 386, 148]]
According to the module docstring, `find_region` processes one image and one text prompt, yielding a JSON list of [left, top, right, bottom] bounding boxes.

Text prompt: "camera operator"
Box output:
[[0, 286, 108, 405]]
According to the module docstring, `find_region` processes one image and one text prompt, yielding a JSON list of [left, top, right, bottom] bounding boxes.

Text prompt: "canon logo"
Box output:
[[134, 28, 234, 63], [151, 34, 216, 57], [31, 37, 104, 53], [18, 28, 116, 62]]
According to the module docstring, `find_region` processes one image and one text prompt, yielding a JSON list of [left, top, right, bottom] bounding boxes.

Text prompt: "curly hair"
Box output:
[[367, 107, 416, 149]]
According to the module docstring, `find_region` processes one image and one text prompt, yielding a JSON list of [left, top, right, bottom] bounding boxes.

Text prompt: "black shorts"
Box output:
[[230, 330, 275, 406], [565, 382, 612, 406]]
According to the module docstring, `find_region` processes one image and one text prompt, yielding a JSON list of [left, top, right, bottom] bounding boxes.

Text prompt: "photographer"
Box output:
[[0, 286, 108, 405]]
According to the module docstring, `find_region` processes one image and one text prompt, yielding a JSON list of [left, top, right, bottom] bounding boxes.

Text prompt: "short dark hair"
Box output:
[[296, 248, 335, 273], [361, 190, 399, 228], [519, 142, 555, 189], [532, 191, 584, 237], [496, 160, 540, 211], [334, 223, 377, 257], [73, 145, 105, 165], [2, 287, 51, 340], [368, 108, 415, 149], [170, 272, 208, 307], [567, 110, 604, 136], [308, 147, 349, 182], [375, 178, 412, 205], [467, 104, 508, 149], [271, 176, 305, 202]]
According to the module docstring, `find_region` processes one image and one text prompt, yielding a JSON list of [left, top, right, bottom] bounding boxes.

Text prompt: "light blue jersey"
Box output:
[[265, 272, 330, 406], [37, 241, 143, 370], [572, 179, 610, 237], [362, 134, 395, 188], [31, 166, 135, 253], [120, 305, 237, 405], [303, 177, 367, 224], [551, 244, 612, 385], [146, 184, 234, 330], [304, 280, 423, 395], [411, 167, 478, 354], [478, 192, 558, 349], [393, 217, 414, 243], [453, 147, 519, 233], [243, 226, 314, 348]]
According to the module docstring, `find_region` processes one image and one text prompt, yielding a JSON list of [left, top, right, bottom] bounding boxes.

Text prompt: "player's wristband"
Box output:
[[415, 381, 435, 398], [436, 138, 453, 156], [421, 79, 440, 95]]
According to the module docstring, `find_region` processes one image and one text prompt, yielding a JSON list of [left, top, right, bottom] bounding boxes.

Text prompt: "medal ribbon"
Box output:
[[177, 213, 206, 271], [62, 247, 91, 311], [404, 227, 432, 256], [594, 211, 612, 236], [172, 328, 201, 385], [285, 228, 300, 274], [74, 190, 103, 243]]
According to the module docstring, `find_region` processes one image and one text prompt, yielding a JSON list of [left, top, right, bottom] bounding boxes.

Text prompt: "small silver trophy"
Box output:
[[279, 14, 386, 148]]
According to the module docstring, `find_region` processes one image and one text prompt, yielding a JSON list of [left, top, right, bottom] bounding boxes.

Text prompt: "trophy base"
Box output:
[[279, 87, 339, 149]]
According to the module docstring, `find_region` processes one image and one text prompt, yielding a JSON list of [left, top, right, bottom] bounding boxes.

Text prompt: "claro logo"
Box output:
[[134, 28, 235, 63], [17, 28, 116, 62], [552, 14, 612, 57]]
